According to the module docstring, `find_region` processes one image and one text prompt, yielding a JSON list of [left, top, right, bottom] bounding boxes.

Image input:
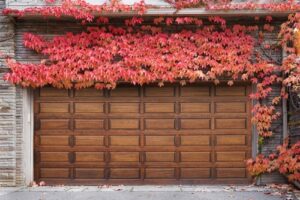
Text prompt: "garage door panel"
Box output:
[[145, 168, 175, 179], [145, 136, 174, 146], [110, 152, 140, 162], [75, 88, 104, 97], [40, 119, 70, 130], [145, 152, 175, 162], [145, 119, 175, 129], [75, 136, 104, 146], [145, 87, 174, 97], [215, 119, 246, 129], [181, 119, 211, 129], [215, 162, 246, 168], [110, 119, 140, 129], [215, 102, 246, 113], [40, 152, 69, 162], [109, 103, 140, 113], [144, 103, 175, 113], [40, 168, 69, 178], [75, 103, 104, 113], [40, 88, 69, 97], [110, 136, 140, 146], [76, 152, 104, 162], [181, 136, 210, 146], [110, 87, 139, 97], [40, 103, 69, 113], [181, 168, 211, 178], [216, 152, 246, 162], [216, 168, 246, 178], [180, 103, 210, 113], [75, 119, 104, 130], [110, 168, 140, 179], [75, 168, 104, 179], [39, 136, 69, 146], [180, 87, 210, 97], [181, 152, 211, 162], [216, 135, 246, 146]]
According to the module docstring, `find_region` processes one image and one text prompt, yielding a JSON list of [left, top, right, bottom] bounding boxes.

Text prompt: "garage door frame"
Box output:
[[23, 83, 258, 185]]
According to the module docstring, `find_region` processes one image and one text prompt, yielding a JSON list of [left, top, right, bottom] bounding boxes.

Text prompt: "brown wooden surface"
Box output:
[[34, 83, 252, 185]]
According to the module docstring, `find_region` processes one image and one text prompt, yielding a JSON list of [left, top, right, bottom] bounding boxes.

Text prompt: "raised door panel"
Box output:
[[181, 136, 210, 146], [145, 119, 175, 129], [110, 136, 140, 146], [145, 168, 175, 179], [40, 103, 69, 113], [145, 152, 175, 162], [110, 168, 140, 179], [215, 119, 246, 129], [40, 168, 69, 178], [181, 119, 211, 129], [144, 103, 175, 113], [40, 88, 69, 97], [181, 152, 211, 162], [109, 103, 139, 113], [74, 103, 104, 113], [145, 87, 174, 97], [180, 103, 210, 113], [75, 119, 104, 130], [181, 168, 211, 178], [216, 152, 246, 162], [215, 102, 246, 113], [110, 119, 140, 129], [145, 136, 174, 146], [76, 152, 104, 162], [110, 87, 139, 97], [180, 87, 210, 97], [75, 168, 104, 179], [39, 136, 69, 146], [110, 152, 140, 162], [40, 152, 69, 162], [40, 119, 70, 130], [75, 136, 104, 146], [216, 168, 246, 178], [75, 89, 104, 97], [216, 135, 246, 146]]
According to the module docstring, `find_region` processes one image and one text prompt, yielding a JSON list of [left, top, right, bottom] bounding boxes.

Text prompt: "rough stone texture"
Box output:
[[0, 0, 23, 187]]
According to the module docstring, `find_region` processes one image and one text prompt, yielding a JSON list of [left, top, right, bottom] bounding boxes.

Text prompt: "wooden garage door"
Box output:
[[34, 83, 252, 184]]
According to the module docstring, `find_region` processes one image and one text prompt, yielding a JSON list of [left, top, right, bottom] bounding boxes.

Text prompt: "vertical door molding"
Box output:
[[22, 88, 34, 185]]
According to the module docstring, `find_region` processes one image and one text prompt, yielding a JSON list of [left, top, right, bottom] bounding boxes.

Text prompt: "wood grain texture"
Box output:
[[34, 84, 252, 184]]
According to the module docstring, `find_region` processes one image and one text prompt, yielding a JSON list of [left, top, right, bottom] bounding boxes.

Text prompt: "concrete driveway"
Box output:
[[0, 185, 298, 200]]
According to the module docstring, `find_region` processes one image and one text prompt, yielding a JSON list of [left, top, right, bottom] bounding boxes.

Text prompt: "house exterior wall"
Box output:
[[0, 0, 24, 186], [289, 92, 300, 145], [0, 1, 288, 186]]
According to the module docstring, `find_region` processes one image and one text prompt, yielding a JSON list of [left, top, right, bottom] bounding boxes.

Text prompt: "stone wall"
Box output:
[[0, 0, 16, 186], [0, 0, 24, 186]]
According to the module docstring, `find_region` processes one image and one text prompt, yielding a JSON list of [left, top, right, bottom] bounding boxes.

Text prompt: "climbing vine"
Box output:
[[247, 141, 300, 182], [2, 0, 300, 181]]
